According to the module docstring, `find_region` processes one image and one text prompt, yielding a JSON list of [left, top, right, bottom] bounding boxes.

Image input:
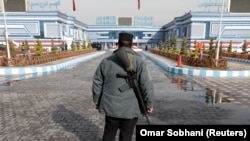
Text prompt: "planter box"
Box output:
[[0, 49, 96, 66], [150, 49, 227, 70]]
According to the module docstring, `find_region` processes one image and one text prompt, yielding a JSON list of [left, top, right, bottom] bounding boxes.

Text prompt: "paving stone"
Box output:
[[0, 50, 250, 140]]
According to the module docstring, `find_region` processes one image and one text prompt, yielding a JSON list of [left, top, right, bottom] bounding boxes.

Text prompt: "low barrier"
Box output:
[[0, 49, 96, 67]]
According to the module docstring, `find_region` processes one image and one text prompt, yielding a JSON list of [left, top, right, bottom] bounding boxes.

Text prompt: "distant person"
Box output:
[[145, 45, 148, 51], [92, 32, 154, 141], [21, 42, 25, 55], [60, 42, 64, 51], [64, 42, 68, 51]]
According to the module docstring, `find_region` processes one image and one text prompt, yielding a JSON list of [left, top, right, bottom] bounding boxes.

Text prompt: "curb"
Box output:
[[226, 57, 250, 63], [143, 52, 250, 77], [0, 51, 105, 82]]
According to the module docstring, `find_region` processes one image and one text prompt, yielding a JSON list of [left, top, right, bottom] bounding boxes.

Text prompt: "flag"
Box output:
[[138, 0, 140, 10], [73, 0, 76, 11]]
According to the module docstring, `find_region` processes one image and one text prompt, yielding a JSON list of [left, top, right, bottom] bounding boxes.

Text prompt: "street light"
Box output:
[[135, 36, 138, 47], [1, 0, 11, 60], [215, 0, 225, 67]]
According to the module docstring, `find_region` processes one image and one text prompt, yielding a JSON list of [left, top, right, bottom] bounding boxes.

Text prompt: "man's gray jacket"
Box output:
[[92, 47, 154, 119]]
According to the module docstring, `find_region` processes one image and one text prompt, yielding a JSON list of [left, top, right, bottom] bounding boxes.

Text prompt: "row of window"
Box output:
[[96, 31, 154, 39]]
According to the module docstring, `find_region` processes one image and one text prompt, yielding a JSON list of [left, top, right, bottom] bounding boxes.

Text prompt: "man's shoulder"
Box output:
[[101, 54, 117, 62]]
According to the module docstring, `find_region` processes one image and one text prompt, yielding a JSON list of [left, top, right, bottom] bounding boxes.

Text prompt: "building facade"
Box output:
[[0, 11, 164, 49], [163, 11, 250, 50], [88, 25, 164, 49], [0, 11, 87, 49], [0, 10, 250, 51]]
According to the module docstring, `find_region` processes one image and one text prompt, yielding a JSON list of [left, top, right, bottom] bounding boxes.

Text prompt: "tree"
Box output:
[[208, 37, 215, 59], [228, 40, 233, 53], [35, 39, 43, 56], [242, 39, 247, 54], [180, 36, 187, 55], [219, 42, 223, 58], [163, 41, 167, 52], [82, 40, 86, 49], [76, 41, 81, 50], [51, 38, 57, 54], [159, 40, 163, 51], [172, 36, 178, 54], [87, 39, 92, 49], [24, 39, 30, 50], [71, 41, 76, 51], [193, 40, 199, 59], [8, 40, 16, 57], [167, 36, 171, 53]]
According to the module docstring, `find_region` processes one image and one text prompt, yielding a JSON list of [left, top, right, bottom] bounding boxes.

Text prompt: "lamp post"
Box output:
[[1, 0, 11, 60], [135, 36, 138, 47], [215, 0, 225, 67]]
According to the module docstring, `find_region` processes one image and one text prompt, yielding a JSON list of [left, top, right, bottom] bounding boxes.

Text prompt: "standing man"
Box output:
[[21, 42, 25, 55], [92, 32, 154, 141], [60, 42, 64, 51], [64, 42, 68, 51]]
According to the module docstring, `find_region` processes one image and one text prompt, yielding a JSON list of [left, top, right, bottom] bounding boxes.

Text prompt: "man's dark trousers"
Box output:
[[102, 116, 138, 141]]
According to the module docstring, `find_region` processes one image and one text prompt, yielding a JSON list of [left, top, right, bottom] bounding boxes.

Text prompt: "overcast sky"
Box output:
[[27, 0, 225, 26]]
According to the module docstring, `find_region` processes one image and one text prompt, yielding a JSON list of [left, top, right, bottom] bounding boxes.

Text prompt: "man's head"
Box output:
[[118, 32, 133, 48]]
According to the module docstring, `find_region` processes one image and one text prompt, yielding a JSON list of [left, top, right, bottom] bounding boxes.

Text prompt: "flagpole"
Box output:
[[73, 0, 76, 11], [1, 0, 11, 60]]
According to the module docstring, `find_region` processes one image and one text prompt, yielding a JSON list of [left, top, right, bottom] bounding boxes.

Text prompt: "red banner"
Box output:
[[73, 0, 76, 11], [198, 42, 203, 51], [138, 0, 140, 10]]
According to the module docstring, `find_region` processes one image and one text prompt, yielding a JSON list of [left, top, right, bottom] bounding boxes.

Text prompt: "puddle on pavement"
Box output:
[[0, 80, 20, 87], [0, 71, 54, 87], [166, 73, 231, 105]]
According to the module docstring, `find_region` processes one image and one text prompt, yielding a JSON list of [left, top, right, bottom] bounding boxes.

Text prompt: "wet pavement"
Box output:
[[0, 50, 250, 141]]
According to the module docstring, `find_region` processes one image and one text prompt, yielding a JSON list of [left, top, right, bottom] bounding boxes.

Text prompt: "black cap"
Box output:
[[119, 32, 133, 43]]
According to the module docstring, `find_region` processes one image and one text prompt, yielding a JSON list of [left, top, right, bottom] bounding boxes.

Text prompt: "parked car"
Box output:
[[91, 43, 102, 50], [0, 40, 19, 50], [0, 44, 6, 51]]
